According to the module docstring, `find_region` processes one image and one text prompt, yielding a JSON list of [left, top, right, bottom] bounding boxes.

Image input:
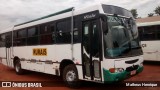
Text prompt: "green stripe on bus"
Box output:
[[103, 66, 143, 83]]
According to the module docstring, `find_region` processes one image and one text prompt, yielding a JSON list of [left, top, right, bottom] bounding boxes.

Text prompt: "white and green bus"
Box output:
[[0, 4, 143, 87]]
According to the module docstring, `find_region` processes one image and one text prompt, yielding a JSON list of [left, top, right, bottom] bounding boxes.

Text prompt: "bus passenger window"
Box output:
[[27, 27, 39, 45], [56, 20, 71, 44], [40, 23, 55, 44], [16, 29, 27, 46], [143, 26, 156, 41], [28, 27, 38, 37], [56, 32, 71, 43], [17, 29, 27, 38], [0, 34, 5, 47], [40, 23, 54, 34], [40, 34, 53, 44], [138, 27, 144, 41], [13, 31, 17, 38], [157, 25, 160, 39], [27, 37, 38, 45], [16, 38, 26, 46]]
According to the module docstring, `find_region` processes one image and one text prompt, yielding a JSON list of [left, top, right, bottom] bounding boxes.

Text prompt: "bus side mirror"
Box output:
[[100, 15, 108, 34]]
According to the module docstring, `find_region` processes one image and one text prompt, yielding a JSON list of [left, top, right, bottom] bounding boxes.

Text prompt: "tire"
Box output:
[[14, 60, 24, 75], [63, 64, 81, 88]]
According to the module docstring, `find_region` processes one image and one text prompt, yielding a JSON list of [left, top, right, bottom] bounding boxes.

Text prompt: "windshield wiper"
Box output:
[[113, 14, 128, 28]]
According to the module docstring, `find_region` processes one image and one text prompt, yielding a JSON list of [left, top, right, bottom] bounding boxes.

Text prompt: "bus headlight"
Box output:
[[109, 68, 124, 73]]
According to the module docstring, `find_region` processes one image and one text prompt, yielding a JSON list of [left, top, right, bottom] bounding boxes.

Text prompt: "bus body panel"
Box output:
[[141, 41, 160, 61], [13, 43, 83, 76], [0, 48, 7, 65]]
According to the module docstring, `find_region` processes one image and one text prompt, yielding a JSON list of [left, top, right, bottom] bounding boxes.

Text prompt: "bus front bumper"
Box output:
[[103, 66, 143, 83]]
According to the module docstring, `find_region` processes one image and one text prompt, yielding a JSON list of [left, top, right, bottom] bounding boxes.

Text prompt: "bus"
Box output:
[[0, 4, 143, 87], [137, 19, 160, 61]]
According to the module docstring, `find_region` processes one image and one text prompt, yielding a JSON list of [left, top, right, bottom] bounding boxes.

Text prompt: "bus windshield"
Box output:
[[103, 15, 142, 58]]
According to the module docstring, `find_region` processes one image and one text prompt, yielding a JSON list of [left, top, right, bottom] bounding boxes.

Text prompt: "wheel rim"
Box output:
[[15, 62, 20, 72], [66, 70, 76, 82]]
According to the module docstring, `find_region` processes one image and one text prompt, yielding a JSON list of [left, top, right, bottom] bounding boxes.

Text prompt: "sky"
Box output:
[[0, 0, 160, 30]]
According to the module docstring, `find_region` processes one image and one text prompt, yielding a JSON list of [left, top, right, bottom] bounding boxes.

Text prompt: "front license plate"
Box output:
[[130, 70, 136, 75]]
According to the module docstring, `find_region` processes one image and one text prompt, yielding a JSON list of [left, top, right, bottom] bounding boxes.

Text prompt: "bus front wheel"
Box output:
[[14, 60, 24, 75], [63, 64, 81, 88]]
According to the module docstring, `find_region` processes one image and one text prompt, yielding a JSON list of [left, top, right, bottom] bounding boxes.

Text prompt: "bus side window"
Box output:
[[40, 23, 55, 44], [18, 29, 27, 38], [50, 23, 56, 43], [13, 31, 17, 46], [138, 27, 143, 41], [27, 27, 39, 45], [143, 26, 156, 41], [17, 29, 27, 46], [0, 34, 5, 47], [157, 25, 160, 39], [56, 20, 71, 44], [73, 18, 79, 43], [5, 32, 12, 47]]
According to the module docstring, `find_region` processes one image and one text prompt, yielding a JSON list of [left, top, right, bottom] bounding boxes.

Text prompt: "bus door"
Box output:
[[82, 20, 102, 81], [5, 32, 13, 67]]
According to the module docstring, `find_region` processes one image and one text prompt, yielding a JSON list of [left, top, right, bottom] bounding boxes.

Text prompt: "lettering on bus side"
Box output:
[[141, 44, 147, 48], [33, 48, 47, 56], [84, 14, 96, 19]]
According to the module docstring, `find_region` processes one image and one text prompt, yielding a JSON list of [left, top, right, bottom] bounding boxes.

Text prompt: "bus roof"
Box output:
[[15, 7, 74, 27], [0, 4, 132, 33], [13, 4, 101, 30], [0, 26, 14, 34], [136, 16, 160, 27]]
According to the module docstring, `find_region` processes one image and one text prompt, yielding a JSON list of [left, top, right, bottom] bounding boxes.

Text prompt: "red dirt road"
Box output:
[[0, 62, 159, 90]]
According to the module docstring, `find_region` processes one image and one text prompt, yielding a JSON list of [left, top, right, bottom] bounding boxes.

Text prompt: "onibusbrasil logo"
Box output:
[[1, 82, 42, 87]]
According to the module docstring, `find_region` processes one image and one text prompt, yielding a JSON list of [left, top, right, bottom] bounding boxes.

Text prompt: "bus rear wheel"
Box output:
[[63, 64, 81, 88], [14, 60, 24, 75]]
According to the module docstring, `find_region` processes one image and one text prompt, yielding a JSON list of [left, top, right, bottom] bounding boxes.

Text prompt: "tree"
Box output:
[[130, 9, 138, 19], [154, 6, 160, 15], [148, 13, 154, 17]]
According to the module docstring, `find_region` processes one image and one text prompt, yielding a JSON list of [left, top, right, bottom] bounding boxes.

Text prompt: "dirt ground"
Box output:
[[0, 61, 159, 90]]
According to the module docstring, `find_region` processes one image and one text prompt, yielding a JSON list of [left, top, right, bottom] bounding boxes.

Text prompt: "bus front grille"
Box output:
[[126, 65, 139, 72]]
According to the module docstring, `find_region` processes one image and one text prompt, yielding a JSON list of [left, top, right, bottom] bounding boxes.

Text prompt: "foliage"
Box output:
[[148, 13, 154, 17], [154, 6, 160, 15], [130, 9, 138, 18]]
